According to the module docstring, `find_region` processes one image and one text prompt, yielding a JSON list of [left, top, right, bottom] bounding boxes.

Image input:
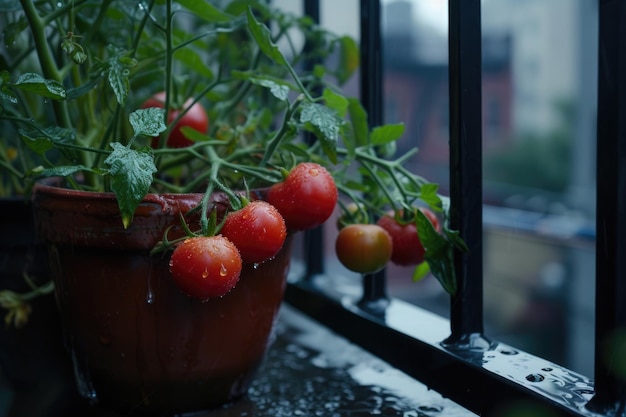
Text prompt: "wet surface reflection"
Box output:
[[191, 305, 477, 417]]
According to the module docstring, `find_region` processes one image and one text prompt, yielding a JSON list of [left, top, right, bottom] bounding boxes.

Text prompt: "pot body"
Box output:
[[31, 182, 292, 415]]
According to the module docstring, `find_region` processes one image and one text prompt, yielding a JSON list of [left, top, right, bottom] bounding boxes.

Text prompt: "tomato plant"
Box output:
[[169, 236, 242, 300], [335, 224, 393, 274], [376, 208, 440, 266], [220, 200, 287, 264], [142, 92, 209, 148], [267, 162, 338, 231]]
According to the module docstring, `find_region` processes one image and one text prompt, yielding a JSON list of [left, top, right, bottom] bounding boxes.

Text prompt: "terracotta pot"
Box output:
[[31, 181, 292, 415]]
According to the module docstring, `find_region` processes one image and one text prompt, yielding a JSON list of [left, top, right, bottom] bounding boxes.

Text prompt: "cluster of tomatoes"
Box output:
[[168, 162, 338, 300], [335, 208, 440, 275], [144, 92, 440, 299]]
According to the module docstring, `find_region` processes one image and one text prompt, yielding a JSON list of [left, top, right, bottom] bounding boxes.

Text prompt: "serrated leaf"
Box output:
[[248, 77, 289, 101], [14, 73, 66, 100], [105, 143, 156, 228], [371, 123, 405, 146], [129, 108, 166, 137], [246, 7, 287, 66], [300, 102, 341, 142], [419, 183, 442, 210], [323, 88, 348, 118], [105, 47, 136, 105], [178, 0, 234, 22], [300, 101, 342, 163], [108, 61, 129, 105]]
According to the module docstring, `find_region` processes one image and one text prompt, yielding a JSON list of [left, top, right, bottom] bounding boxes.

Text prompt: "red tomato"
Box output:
[[335, 224, 392, 274], [220, 200, 287, 264], [266, 162, 338, 231], [376, 208, 440, 266], [142, 91, 209, 148], [169, 236, 242, 300]]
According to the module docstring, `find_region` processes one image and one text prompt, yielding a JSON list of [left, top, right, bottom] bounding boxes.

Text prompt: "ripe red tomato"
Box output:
[[220, 200, 287, 264], [169, 235, 242, 300], [335, 224, 393, 274], [142, 91, 209, 148], [266, 162, 338, 231], [376, 208, 440, 266]]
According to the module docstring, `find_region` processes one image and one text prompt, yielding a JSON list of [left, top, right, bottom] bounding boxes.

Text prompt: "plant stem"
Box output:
[[259, 100, 300, 167], [19, 0, 72, 129]]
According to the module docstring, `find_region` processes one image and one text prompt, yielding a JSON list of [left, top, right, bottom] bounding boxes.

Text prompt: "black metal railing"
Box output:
[[286, 0, 626, 416]]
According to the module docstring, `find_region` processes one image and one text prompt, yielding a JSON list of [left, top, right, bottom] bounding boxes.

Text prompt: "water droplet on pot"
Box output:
[[500, 348, 518, 355], [526, 373, 545, 382]]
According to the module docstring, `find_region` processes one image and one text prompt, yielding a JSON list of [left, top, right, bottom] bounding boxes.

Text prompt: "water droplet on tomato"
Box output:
[[202, 269, 209, 278], [220, 264, 228, 276]]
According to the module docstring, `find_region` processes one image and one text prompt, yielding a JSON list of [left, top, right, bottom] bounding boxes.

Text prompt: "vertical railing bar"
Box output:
[[444, 0, 488, 347], [357, 0, 388, 316], [360, 0, 383, 126], [587, 0, 626, 413], [302, 0, 324, 279]]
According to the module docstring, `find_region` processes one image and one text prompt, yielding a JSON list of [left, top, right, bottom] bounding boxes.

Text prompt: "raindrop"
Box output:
[[417, 405, 443, 413], [526, 373, 545, 382], [146, 272, 155, 304], [541, 367, 553, 372], [499, 348, 519, 355]]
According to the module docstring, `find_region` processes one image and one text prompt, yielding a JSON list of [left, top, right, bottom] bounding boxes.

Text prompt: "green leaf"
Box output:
[[246, 7, 287, 66], [323, 88, 348, 118], [248, 77, 290, 101], [347, 98, 369, 147], [30, 165, 94, 179], [105, 143, 157, 228], [66, 73, 104, 100], [300, 101, 342, 163], [419, 183, 442, 210], [336, 35, 359, 85], [129, 108, 167, 137], [14, 73, 66, 100], [178, 0, 234, 22], [19, 126, 76, 157], [416, 209, 457, 295], [412, 261, 431, 282], [0, 70, 17, 103], [106, 48, 136, 105], [371, 123, 405, 146], [174, 47, 214, 79], [2, 17, 28, 48]]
